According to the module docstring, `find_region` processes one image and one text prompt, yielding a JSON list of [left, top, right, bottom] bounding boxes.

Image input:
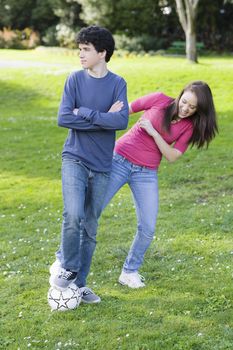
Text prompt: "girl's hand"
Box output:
[[108, 100, 124, 113], [138, 118, 156, 136]]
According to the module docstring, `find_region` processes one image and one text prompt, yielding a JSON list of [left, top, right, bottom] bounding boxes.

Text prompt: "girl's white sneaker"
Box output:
[[118, 271, 145, 288]]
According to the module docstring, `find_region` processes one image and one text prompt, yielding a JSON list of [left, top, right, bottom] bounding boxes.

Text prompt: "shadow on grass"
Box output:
[[0, 79, 64, 179]]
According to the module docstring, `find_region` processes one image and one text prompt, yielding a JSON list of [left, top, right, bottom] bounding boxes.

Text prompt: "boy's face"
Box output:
[[78, 43, 106, 69]]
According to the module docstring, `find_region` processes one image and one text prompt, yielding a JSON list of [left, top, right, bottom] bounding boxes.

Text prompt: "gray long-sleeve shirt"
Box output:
[[58, 69, 128, 172]]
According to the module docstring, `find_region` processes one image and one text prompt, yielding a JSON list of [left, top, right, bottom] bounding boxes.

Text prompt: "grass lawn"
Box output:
[[0, 49, 232, 350]]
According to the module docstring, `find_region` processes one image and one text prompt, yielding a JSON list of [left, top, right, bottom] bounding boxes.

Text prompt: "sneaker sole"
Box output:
[[118, 278, 145, 289], [81, 298, 101, 304], [49, 261, 62, 275]]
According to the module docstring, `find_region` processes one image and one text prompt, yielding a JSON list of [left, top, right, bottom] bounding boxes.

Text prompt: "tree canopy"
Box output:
[[0, 0, 232, 52]]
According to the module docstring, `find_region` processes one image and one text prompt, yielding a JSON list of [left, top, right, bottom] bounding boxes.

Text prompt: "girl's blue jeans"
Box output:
[[103, 153, 159, 273]]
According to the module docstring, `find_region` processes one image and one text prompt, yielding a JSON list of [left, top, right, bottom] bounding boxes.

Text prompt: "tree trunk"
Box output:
[[175, 0, 200, 63], [186, 30, 197, 63]]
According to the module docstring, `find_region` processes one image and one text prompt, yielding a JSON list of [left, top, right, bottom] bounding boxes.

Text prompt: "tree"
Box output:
[[77, 0, 180, 51], [175, 0, 200, 62]]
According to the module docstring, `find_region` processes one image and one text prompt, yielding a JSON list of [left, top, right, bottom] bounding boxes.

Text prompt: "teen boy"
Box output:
[[49, 26, 128, 304]]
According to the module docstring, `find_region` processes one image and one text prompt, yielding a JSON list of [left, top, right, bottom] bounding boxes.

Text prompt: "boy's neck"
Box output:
[[87, 62, 108, 78]]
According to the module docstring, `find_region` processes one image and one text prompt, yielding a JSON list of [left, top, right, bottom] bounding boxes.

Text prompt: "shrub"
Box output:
[[55, 24, 79, 49], [114, 34, 167, 52], [42, 26, 59, 47], [0, 27, 40, 49]]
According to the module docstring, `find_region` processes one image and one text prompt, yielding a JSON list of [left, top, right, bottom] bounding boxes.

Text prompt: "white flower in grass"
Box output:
[[197, 332, 203, 337], [126, 334, 129, 337]]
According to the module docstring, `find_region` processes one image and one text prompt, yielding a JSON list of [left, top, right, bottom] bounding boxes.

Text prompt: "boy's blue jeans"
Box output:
[[102, 153, 159, 273], [56, 158, 110, 287]]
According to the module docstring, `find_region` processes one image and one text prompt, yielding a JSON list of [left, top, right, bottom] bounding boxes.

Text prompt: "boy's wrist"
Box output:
[[78, 106, 93, 122]]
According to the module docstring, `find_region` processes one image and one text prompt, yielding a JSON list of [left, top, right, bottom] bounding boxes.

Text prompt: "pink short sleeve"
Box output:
[[173, 126, 193, 153]]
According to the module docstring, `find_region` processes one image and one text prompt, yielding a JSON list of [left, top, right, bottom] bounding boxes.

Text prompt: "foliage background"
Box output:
[[0, 0, 233, 51]]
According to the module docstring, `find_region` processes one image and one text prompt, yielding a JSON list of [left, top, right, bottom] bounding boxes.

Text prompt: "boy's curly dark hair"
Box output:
[[76, 25, 115, 62]]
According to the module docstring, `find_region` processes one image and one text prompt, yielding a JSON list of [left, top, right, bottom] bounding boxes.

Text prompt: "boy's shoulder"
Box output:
[[108, 71, 127, 87], [68, 69, 85, 79], [67, 70, 126, 87]]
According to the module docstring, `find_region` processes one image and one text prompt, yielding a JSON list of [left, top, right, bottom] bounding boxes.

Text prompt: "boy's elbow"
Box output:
[[118, 120, 128, 130], [118, 113, 129, 130], [57, 115, 64, 127]]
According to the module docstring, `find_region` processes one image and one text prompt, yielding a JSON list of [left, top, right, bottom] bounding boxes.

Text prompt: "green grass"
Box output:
[[0, 49, 232, 350]]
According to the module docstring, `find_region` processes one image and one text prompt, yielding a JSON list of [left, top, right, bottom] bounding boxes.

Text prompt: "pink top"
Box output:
[[115, 92, 194, 169]]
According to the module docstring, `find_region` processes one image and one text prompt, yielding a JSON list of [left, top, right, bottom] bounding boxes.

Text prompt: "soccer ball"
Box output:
[[48, 283, 81, 311]]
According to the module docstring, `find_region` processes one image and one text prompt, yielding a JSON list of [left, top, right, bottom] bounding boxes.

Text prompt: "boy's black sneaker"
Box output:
[[49, 269, 77, 291]]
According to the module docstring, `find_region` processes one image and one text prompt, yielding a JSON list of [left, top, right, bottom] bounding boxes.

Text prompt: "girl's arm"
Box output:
[[129, 103, 134, 115], [109, 101, 134, 115], [139, 118, 182, 162]]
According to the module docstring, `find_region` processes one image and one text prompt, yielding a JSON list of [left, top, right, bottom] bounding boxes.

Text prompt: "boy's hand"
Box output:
[[108, 100, 124, 113], [73, 108, 79, 115]]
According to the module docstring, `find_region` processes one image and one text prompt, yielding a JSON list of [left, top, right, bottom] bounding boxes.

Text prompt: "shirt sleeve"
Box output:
[[173, 126, 193, 154], [57, 74, 103, 131], [78, 79, 129, 130], [131, 92, 165, 113]]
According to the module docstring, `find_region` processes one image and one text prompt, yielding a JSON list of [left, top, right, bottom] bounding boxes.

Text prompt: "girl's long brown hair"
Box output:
[[163, 81, 218, 148]]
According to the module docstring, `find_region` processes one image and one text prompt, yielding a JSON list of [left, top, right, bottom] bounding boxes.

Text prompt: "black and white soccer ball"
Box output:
[[48, 283, 81, 311]]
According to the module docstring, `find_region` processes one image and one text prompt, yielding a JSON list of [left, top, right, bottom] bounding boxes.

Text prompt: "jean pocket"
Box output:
[[102, 171, 111, 179]]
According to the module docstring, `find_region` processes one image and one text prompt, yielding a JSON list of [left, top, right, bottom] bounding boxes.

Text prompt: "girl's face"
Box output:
[[178, 90, 197, 119]]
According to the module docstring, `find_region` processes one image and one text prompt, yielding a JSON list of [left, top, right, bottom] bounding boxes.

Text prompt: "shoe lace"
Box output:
[[138, 274, 145, 282], [82, 287, 93, 296], [60, 270, 74, 280]]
